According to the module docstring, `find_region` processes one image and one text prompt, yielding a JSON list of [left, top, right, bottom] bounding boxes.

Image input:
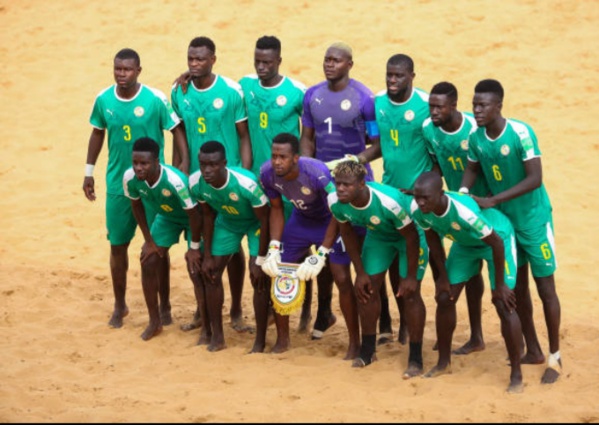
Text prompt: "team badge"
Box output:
[[162, 189, 171, 197], [404, 110, 415, 121], [271, 263, 305, 316], [229, 192, 239, 201], [501, 144, 510, 156], [134, 106, 145, 117], [341, 99, 352, 111], [460, 140, 469, 150], [276, 95, 287, 106], [213, 98, 224, 109], [301, 186, 311, 195], [370, 216, 381, 225], [451, 222, 461, 231]]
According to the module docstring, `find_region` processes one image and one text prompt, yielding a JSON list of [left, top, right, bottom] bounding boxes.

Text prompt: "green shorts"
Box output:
[[446, 233, 517, 290], [211, 217, 260, 256], [361, 230, 428, 280], [150, 214, 193, 248], [515, 219, 557, 278], [106, 194, 157, 246]]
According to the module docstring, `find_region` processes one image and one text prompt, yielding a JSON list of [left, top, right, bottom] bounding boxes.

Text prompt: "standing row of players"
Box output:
[[82, 36, 561, 392]]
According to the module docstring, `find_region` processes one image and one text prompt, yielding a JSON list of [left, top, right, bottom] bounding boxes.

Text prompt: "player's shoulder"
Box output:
[[219, 75, 243, 91], [462, 112, 478, 131], [422, 116, 433, 130], [95, 85, 115, 100], [230, 166, 259, 184], [349, 78, 374, 95], [305, 80, 328, 95], [142, 84, 168, 100], [413, 87, 429, 102], [284, 76, 307, 92], [375, 89, 388, 100], [163, 165, 189, 187], [123, 167, 136, 182], [506, 118, 535, 139], [239, 74, 259, 89], [188, 170, 203, 187]]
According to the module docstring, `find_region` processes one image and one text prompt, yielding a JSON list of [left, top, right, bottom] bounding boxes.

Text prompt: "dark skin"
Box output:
[[413, 173, 523, 393], [462, 91, 561, 384], [82, 57, 189, 328], [332, 172, 424, 377], [197, 150, 270, 352], [267, 143, 360, 359], [129, 151, 202, 341]]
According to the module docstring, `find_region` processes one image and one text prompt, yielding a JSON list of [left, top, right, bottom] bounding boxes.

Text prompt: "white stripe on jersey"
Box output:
[[220, 75, 245, 98], [327, 192, 348, 223], [164, 166, 196, 210], [123, 168, 139, 199], [370, 187, 412, 228], [450, 197, 492, 238], [229, 169, 268, 206]]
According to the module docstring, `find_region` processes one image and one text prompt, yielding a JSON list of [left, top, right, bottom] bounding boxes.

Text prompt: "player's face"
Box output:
[[334, 173, 363, 204], [472, 92, 502, 127], [132, 151, 159, 182], [113, 58, 140, 89], [188, 46, 215, 79], [254, 49, 281, 82], [386, 63, 413, 96], [413, 182, 442, 214], [198, 151, 227, 186], [429, 94, 455, 127], [271, 143, 298, 177], [323, 48, 353, 82]]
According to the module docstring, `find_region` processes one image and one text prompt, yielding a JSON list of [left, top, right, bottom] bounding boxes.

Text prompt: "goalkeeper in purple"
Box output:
[[259, 133, 360, 359]]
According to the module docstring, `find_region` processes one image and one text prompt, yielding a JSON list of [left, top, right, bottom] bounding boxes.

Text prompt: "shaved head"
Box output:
[[415, 171, 443, 192]]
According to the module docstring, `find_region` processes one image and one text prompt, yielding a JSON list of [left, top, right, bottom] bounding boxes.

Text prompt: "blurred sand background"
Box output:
[[1, 0, 599, 422]]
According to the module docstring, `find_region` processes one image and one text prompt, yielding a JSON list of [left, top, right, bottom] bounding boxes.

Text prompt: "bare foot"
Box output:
[[398, 325, 408, 345], [249, 342, 266, 354], [507, 380, 524, 394], [343, 343, 361, 361], [521, 352, 545, 365], [541, 358, 562, 384], [424, 364, 452, 378], [141, 322, 163, 341], [160, 310, 173, 326], [197, 330, 210, 346], [298, 314, 312, 333], [352, 353, 377, 368], [402, 362, 423, 379], [207, 341, 226, 352], [452, 340, 485, 355], [271, 339, 290, 354], [180, 311, 202, 332], [311, 314, 337, 340], [230, 317, 255, 334], [108, 306, 129, 328], [377, 332, 393, 345]]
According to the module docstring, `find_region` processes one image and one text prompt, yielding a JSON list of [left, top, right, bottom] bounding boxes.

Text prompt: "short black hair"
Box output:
[[430, 81, 458, 103], [199, 140, 226, 159], [387, 54, 414, 72], [133, 137, 159, 159], [475, 79, 504, 101], [189, 36, 216, 54], [272, 132, 299, 154], [256, 36, 281, 53], [115, 48, 140, 66]]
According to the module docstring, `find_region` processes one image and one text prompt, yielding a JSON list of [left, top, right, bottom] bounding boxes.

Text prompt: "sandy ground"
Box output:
[[1, 0, 599, 422]]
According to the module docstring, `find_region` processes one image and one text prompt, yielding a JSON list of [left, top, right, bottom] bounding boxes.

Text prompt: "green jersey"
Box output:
[[375, 88, 433, 190], [89, 84, 180, 195], [328, 182, 413, 242], [239, 75, 306, 176], [467, 118, 552, 230], [171, 75, 247, 172], [410, 192, 513, 247], [123, 164, 196, 223], [422, 112, 490, 197], [189, 166, 268, 230]]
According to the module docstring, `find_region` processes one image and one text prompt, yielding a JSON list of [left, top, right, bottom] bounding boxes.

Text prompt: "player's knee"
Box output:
[[435, 291, 453, 308]]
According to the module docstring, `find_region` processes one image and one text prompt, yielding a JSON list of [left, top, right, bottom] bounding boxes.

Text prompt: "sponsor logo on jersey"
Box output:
[[162, 189, 171, 197], [213, 98, 224, 109], [404, 110, 415, 121], [139, 189, 148, 195], [451, 222, 461, 231], [501, 144, 510, 156], [276, 95, 287, 106], [370, 216, 381, 225], [274, 183, 284, 191], [229, 192, 239, 201], [134, 106, 145, 117], [301, 186, 311, 195], [106, 109, 114, 117], [341, 99, 351, 111], [160, 204, 174, 213], [314, 97, 323, 105], [472, 219, 485, 232], [460, 140, 469, 150], [522, 137, 534, 151]]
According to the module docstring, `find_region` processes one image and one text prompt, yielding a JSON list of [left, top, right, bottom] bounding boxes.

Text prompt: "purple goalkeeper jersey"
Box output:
[[260, 157, 334, 221], [301, 79, 375, 177]]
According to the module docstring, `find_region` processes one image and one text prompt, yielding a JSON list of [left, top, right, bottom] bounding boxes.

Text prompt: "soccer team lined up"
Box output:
[[82, 35, 562, 393]]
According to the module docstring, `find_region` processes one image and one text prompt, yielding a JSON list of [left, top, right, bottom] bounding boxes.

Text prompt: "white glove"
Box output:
[[325, 154, 359, 176], [297, 246, 330, 281], [261, 240, 282, 277]]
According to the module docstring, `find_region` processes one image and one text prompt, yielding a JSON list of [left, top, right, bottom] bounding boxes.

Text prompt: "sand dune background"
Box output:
[[1, 0, 599, 422]]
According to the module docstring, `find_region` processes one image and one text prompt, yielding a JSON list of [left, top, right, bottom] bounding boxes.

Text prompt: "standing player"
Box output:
[[411, 172, 523, 394], [189, 141, 271, 353], [260, 133, 360, 360], [461, 79, 562, 384], [171, 36, 252, 332], [327, 161, 428, 378], [123, 137, 202, 341], [421, 81, 489, 355], [82, 48, 189, 329]]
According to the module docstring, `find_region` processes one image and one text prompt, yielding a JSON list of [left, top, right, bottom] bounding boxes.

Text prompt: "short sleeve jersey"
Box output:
[[260, 157, 335, 220], [239, 75, 306, 176], [422, 112, 490, 197], [301, 79, 376, 178], [189, 166, 268, 229], [410, 192, 512, 247], [467, 119, 552, 230], [123, 164, 196, 222], [171, 75, 247, 172], [375, 88, 433, 190], [90, 84, 180, 195], [328, 182, 413, 242]]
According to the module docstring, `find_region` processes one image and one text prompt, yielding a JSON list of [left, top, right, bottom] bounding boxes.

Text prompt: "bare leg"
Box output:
[[353, 272, 385, 368], [139, 252, 164, 341], [227, 247, 252, 332], [514, 264, 545, 364], [272, 312, 290, 353], [453, 273, 485, 355], [388, 257, 408, 345], [249, 259, 270, 354], [108, 243, 130, 328], [493, 298, 524, 394], [158, 251, 172, 326], [206, 257, 229, 352], [402, 279, 426, 379], [535, 274, 562, 384], [331, 263, 360, 360], [298, 279, 313, 333]]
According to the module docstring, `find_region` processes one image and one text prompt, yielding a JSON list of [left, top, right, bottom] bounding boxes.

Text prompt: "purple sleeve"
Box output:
[[301, 86, 315, 129], [361, 92, 376, 122], [259, 163, 281, 199]]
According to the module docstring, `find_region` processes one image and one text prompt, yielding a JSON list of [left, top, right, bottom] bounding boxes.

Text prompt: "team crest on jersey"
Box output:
[[370, 216, 381, 225], [213, 98, 224, 109], [276, 95, 287, 106], [134, 106, 145, 117], [501, 144, 510, 156], [229, 192, 239, 201], [404, 110, 415, 121], [301, 186, 311, 195], [162, 189, 171, 197], [451, 222, 461, 231], [460, 140, 469, 150], [340, 99, 352, 111]]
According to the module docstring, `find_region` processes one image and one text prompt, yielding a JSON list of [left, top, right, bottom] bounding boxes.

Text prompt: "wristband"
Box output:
[[458, 187, 469, 194], [255, 255, 266, 266], [85, 164, 95, 177], [268, 240, 281, 250], [316, 245, 331, 256], [190, 241, 201, 250]]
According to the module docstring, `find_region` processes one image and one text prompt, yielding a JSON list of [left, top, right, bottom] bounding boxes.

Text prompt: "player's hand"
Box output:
[[261, 241, 282, 278], [492, 284, 517, 313], [173, 71, 192, 94], [396, 276, 419, 299], [400, 188, 414, 196], [185, 248, 202, 277], [201, 255, 218, 284], [354, 272, 373, 304], [296, 246, 329, 281], [140, 240, 162, 265], [83, 176, 96, 201], [325, 154, 359, 176], [434, 278, 453, 302], [472, 195, 497, 209]]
